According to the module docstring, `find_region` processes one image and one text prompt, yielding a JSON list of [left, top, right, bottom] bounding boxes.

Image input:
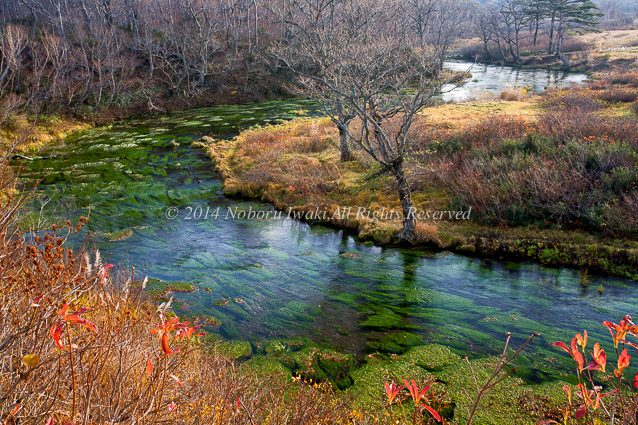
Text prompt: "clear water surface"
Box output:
[[16, 88, 633, 383], [442, 60, 588, 102]]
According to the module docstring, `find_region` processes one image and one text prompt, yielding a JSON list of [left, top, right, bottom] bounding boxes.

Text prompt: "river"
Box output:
[[442, 60, 588, 102], [16, 68, 629, 383]]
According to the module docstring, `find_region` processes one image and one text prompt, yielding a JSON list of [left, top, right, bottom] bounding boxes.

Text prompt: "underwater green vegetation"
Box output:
[[14, 99, 638, 423]]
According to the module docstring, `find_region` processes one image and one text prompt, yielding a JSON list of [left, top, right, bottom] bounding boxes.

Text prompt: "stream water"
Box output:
[[15, 70, 633, 383], [442, 60, 588, 102]]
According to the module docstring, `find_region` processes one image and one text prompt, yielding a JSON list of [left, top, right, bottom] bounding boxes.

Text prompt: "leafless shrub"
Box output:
[[595, 88, 638, 103]]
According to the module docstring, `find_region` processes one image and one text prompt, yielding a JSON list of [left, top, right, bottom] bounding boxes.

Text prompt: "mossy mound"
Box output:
[[217, 340, 253, 360], [102, 228, 134, 241], [348, 345, 452, 409], [276, 347, 356, 390], [139, 278, 196, 298], [365, 331, 424, 354], [435, 356, 565, 424], [260, 337, 311, 356], [240, 355, 289, 378], [360, 310, 418, 331], [348, 344, 565, 424]]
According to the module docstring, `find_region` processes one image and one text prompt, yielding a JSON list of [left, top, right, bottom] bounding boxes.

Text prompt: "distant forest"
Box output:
[[0, 0, 635, 117]]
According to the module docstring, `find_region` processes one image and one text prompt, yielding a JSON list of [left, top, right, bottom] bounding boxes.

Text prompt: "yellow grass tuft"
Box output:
[[500, 88, 526, 101], [414, 222, 439, 244]]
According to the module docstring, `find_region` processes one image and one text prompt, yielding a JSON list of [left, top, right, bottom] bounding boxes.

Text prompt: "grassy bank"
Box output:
[[0, 113, 89, 154], [203, 79, 638, 279], [456, 29, 638, 75], [0, 87, 283, 156]]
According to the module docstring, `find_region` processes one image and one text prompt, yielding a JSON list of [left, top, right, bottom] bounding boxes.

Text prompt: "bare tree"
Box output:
[[0, 25, 28, 97], [273, 0, 451, 241], [270, 0, 358, 161], [423, 0, 475, 71], [498, 0, 528, 65]]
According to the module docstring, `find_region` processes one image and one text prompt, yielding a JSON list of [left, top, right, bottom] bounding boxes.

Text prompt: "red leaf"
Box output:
[[146, 358, 153, 376], [102, 264, 115, 280], [573, 351, 584, 370], [422, 404, 441, 422], [50, 321, 66, 350], [57, 303, 70, 318], [634, 371, 638, 389], [583, 361, 601, 371], [552, 342, 569, 353], [575, 405, 587, 419], [161, 333, 179, 355]]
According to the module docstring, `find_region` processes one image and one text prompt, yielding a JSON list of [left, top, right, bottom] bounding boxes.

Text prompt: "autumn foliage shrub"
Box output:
[[541, 89, 603, 112], [610, 72, 638, 88], [538, 110, 637, 147], [550, 315, 638, 424], [595, 88, 638, 103], [417, 114, 533, 156]]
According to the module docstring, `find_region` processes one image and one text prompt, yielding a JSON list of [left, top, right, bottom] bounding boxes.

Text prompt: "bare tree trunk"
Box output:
[[391, 161, 415, 242], [548, 10, 556, 54], [338, 125, 353, 162], [482, 36, 491, 58]]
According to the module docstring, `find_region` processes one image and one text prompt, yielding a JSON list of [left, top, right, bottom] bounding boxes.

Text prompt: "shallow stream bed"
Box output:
[[16, 96, 632, 383]]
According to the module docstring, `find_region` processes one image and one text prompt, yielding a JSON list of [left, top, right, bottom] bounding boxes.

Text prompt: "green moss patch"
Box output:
[[140, 278, 196, 298], [217, 340, 253, 360]]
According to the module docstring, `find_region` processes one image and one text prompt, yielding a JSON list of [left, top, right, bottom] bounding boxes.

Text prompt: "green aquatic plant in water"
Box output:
[[14, 99, 638, 390]]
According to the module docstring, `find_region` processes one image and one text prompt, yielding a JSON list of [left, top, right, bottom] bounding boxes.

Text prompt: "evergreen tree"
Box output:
[[553, 0, 602, 67], [521, 0, 552, 46]]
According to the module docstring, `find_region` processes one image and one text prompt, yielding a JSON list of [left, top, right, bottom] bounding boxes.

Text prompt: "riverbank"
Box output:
[[0, 86, 284, 155], [0, 112, 89, 154], [455, 29, 638, 75], [203, 86, 638, 279]]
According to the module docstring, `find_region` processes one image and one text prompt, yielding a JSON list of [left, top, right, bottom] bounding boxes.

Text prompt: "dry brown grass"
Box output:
[[212, 119, 347, 200], [414, 222, 439, 244], [0, 113, 88, 155], [416, 100, 538, 132], [577, 29, 638, 52], [499, 88, 525, 101]]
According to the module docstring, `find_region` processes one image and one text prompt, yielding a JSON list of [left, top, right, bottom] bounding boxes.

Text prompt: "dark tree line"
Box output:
[[0, 0, 477, 116], [0, 0, 283, 114]]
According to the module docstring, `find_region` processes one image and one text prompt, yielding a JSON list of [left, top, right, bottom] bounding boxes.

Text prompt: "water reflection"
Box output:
[[442, 60, 588, 102]]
